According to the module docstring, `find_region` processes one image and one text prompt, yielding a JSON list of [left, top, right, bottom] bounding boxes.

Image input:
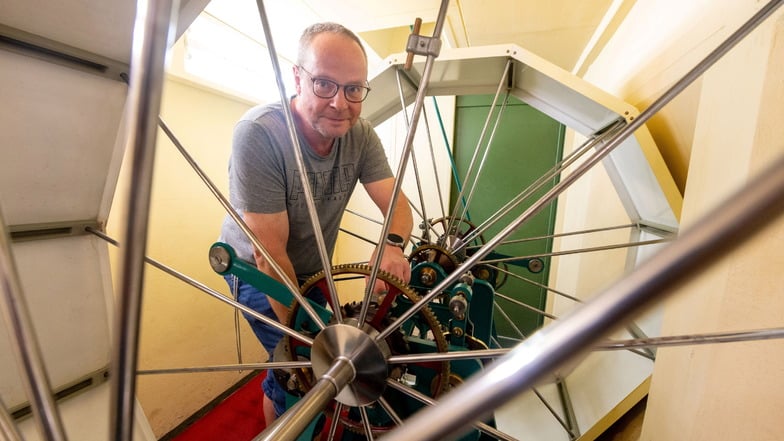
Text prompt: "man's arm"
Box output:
[[364, 177, 414, 285], [244, 210, 297, 322]]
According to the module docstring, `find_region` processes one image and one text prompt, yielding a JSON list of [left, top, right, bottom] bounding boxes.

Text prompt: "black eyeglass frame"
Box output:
[[297, 65, 371, 103]]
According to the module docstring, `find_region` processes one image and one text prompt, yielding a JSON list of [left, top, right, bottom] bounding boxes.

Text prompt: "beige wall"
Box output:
[[544, 1, 784, 439], [108, 77, 263, 437], [582, 1, 776, 194], [640, 9, 784, 441]]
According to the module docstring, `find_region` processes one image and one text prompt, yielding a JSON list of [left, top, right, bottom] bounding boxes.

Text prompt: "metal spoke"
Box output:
[[494, 266, 582, 303], [455, 119, 628, 251], [1, 211, 66, 441], [466, 223, 644, 250], [452, 92, 511, 235], [343, 208, 426, 246], [377, 396, 404, 426], [496, 294, 654, 361], [532, 387, 578, 439], [555, 379, 580, 439], [359, 0, 451, 326], [359, 406, 375, 441], [596, 327, 784, 350], [421, 105, 450, 224], [339, 227, 379, 246], [445, 61, 513, 243], [157, 117, 326, 329], [326, 402, 343, 441], [480, 238, 671, 264], [394, 69, 430, 234], [496, 294, 558, 321], [388, 349, 510, 364], [494, 301, 530, 339], [110, 1, 176, 439], [87, 228, 314, 346], [137, 361, 311, 375], [385, 379, 519, 441], [253, 0, 338, 326], [0, 397, 23, 441]]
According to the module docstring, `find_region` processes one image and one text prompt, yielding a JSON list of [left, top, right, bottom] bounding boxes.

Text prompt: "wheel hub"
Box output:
[[310, 320, 389, 407]]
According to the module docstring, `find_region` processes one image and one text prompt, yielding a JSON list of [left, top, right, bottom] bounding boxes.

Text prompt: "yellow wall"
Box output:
[[108, 77, 263, 437], [640, 9, 784, 441]]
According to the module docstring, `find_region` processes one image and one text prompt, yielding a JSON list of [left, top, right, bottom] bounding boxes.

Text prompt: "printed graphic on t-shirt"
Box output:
[[289, 164, 356, 201]]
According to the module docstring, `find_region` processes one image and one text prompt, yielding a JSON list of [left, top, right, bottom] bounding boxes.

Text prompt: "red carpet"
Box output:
[[172, 372, 267, 441]]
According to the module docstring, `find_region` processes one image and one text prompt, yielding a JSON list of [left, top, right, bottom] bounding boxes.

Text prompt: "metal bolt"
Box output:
[[528, 258, 544, 273], [420, 267, 437, 286], [208, 246, 231, 272]]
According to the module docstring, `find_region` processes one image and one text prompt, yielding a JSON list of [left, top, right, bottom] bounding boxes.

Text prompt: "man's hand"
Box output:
[[368, 244, 411, 295]]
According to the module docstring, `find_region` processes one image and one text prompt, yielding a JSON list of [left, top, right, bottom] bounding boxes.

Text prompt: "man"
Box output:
[[218, 22, 413, 423]]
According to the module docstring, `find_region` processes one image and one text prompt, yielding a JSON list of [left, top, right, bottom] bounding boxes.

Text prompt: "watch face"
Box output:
[[387, 233, 404, 245]]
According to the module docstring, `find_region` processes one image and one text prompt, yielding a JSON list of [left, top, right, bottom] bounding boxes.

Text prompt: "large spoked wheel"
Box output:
[[6, 2, 781, 441]]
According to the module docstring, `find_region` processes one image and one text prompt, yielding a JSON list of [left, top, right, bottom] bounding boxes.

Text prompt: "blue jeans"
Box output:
[[225, 273, 326, 417]]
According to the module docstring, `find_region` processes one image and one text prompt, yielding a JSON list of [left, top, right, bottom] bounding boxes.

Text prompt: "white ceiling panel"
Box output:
[[0, 0, 136, 62], [0, 235, 113, 409], [0, 50, 127, 226]]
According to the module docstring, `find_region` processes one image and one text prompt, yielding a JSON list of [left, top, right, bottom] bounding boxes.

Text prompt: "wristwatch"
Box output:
[[385, 233, 406, 251]]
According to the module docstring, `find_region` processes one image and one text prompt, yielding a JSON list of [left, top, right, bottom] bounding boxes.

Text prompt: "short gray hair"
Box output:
[[296, 22, 367, 66]]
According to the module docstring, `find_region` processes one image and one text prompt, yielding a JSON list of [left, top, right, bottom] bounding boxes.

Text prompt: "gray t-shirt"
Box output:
[[219, 102, 393, 278]]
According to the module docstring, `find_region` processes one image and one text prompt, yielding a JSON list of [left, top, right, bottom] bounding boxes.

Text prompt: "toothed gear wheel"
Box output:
[[409, 244, 461, 274], [282, 263, 450, 437], [428, 216, 485, 250]]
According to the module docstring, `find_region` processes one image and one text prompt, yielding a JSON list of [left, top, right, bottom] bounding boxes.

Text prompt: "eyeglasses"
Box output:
[[298, 66, 371, 103]]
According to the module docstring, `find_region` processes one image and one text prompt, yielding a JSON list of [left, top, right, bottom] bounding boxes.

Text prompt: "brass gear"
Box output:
[[282, 263, 451, 436], [409, 244, 460, 274], [428, 216, 485, 250]]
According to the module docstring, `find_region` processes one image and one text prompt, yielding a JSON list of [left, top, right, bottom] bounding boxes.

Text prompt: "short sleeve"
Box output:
[[229, 119, 288, 214]]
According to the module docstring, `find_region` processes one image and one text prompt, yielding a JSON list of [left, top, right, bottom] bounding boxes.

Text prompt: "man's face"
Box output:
[[294, 33, 368, 143]]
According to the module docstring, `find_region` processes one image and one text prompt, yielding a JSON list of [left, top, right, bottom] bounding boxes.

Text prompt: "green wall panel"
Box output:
[[452, 95, 564, 341]]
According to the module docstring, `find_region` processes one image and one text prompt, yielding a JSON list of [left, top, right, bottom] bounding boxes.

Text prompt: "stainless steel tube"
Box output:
[[446, 59, 512, 240], [385, 379, 518, 441], [597, 327, 784, 350], [254, 357, 355, 441], [110, 0, 177, 439], [478, 238, 670, 263], [380, 150, 784, 440], [0, 212, 65, 441], [254, 0, 338, 326], [0, 397, 23, 441], [137, 360, 311, 375], [360, 0, 451, 325], [394, 69, 430, 237]]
